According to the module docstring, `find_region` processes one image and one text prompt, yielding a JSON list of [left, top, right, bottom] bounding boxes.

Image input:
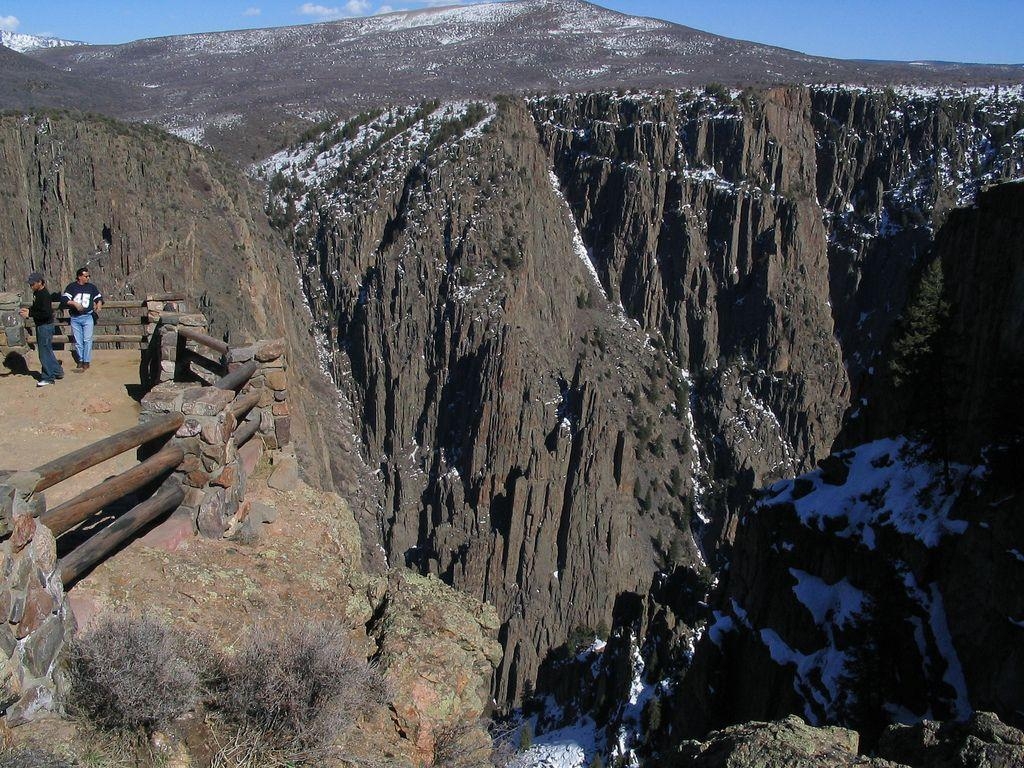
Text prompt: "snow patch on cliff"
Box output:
[[759, 437, 969, 549]]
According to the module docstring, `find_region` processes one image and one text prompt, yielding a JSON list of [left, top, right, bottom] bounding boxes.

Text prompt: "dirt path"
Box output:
[[0, 349, 142, 507]]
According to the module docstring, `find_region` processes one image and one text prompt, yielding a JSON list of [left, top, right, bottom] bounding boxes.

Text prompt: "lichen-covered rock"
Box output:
[[369, 569, 502, 762], [676, 715, 900, 767], [877, 712, 1024, 768]]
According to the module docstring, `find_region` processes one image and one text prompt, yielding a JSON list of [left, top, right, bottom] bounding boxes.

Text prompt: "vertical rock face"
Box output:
[[276, 100, 700, 704], [533, 88, 846, 548], [271, 86, 1023, 710], [532, 86, 1024, 545]]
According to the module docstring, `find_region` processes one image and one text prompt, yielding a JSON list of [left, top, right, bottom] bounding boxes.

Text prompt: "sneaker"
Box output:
[[36, 380, 53, 387]]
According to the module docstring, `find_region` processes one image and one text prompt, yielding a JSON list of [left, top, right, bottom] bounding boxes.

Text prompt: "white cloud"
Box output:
[[375, 4, 395, 12], [0, 15, 20, 32], [345, 0, 371, 13], [299, 3, 344, 18], [243, 6, 262, 16]]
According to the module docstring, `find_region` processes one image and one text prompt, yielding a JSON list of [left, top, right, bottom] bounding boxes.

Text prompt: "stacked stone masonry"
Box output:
[[141, 306, 212, 387], [0, 471, 73, 724], [0, 292, 27, 376], [141, 331, 289, 539], [1, 305, 291, 726]]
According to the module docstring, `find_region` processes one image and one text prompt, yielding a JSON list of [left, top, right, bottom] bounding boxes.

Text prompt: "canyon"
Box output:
[[1, 4, 1023, 764]]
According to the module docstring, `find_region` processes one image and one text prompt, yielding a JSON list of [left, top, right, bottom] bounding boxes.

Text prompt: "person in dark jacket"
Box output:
[[19, 271, 65, 387]]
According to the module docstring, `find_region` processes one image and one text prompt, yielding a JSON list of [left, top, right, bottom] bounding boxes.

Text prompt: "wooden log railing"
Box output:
[[31, 413, 184, 493], [58, 479, 186, 586], [177, 326, 230, 382], [230, 391, 261, 420], [16, 299, 284, 585], [39, 443, 184, 537], [214, 360, 258, 392], [23, 296, 186, 351], [181, 348, 226, 377], [234, 412, 262, 448], [177, 327, 229, 356], [227, 390, 262, 448]]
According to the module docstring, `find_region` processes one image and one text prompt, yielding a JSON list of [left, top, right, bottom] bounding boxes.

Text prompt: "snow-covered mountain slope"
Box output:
[[15, 0, 1024, 162], [0, 30, 80, 53]]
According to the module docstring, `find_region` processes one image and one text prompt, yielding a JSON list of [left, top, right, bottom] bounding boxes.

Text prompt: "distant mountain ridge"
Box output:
[[5, 0, 1024, 161], [0, 29, 81, 53]]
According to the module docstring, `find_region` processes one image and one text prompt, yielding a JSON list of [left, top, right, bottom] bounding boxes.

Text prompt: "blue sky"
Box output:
[[1, 0, 1021, 64]]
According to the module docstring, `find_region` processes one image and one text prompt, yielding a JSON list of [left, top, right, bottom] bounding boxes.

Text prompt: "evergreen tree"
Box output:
[[889, 258, 950, 388], [889, 257, 953, 485]]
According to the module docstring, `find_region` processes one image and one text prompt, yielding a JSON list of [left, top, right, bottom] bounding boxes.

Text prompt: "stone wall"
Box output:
[[0, 292, 27, 376], [140, 307, 216, 389], [0, 308, 291, 726], [0, 471, 74, 724], [140, 333, 290, 540]]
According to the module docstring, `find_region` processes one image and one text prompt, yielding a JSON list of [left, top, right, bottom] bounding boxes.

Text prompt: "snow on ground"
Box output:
[[758, 626, 856, 725], [512, 637, 660, 768], [547, 170, 606, 299], [514, 717, 596, 768], [790, 569, 868, 629], [900, 571, 972, 720], [758, 437, 970, 549]]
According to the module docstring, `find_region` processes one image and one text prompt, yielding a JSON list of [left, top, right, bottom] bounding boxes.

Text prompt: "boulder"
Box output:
[[878, 712, 1024, 768], [267, 455, 299, 492], [676, 715, 899, 767]]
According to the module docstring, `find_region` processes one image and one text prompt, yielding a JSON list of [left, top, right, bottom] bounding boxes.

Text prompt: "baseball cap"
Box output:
[[27, 271, 44, 285]]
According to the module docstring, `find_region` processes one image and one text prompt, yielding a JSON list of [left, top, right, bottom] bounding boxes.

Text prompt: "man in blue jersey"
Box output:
[[62, 267, 104, 372]]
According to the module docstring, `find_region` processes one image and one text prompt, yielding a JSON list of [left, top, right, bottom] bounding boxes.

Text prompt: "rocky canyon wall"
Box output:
[[665, 182, 1024, 750], [268, 85, 1024, 708]]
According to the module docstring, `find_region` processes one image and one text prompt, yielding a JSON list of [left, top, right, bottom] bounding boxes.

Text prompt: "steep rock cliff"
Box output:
[[532, 86, 1024, 547], [268, 99, 701, 705], [271, 86, 1024, 712]]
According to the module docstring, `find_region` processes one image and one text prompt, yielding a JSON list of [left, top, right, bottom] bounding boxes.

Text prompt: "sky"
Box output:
[[0, 0, 1021, 65]]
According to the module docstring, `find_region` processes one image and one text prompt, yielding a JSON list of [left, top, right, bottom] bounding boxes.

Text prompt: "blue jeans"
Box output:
[[35, 323, 64, 382], [71, 313, 95, 363]]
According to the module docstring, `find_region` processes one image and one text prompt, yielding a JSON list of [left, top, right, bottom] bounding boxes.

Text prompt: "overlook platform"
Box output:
[[0, 350, 141, 509]]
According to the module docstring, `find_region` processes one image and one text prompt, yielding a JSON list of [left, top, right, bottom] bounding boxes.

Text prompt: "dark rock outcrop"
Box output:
[[664, 182, 1024, 750], [878, 711, 1024, 768], [676, 715, 899, 767]]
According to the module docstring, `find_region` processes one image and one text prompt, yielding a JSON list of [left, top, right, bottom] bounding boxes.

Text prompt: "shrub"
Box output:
[[433, 718, 525, 768], [0, 749, 76, 768], [68, 614, 201, 732], [213, 622, 388, 763]]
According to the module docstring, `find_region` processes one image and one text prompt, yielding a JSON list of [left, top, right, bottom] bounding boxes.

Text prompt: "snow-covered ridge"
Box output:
[[257, 99, 495, 220], [0, 30, 81, 53]]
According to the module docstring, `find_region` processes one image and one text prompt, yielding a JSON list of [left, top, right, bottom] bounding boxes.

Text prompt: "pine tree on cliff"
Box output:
[[889, 257, 952, 485], [890, 258, 949, 388]]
